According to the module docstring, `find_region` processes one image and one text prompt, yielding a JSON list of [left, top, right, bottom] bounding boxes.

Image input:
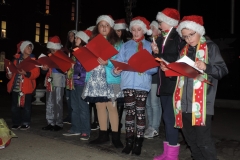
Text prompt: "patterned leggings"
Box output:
[[123, 89, 148, 138]]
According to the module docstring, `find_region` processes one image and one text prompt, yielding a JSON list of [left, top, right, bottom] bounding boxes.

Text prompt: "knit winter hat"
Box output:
[[75, 29, 92, 43], [129, 16, 152, 35], [176, 15, 205, 37], [156, 8, 180, 27], [47, 36, 62, 50], [20, 41, 34, 53], [96, 15, 114, 27], [114, 19, 127, 30]]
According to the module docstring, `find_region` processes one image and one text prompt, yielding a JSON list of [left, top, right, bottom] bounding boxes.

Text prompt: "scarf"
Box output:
[[133, 35, 144, 51], [161, 27, 173, 53], [66, 56, 76, 90], [46, 53, 53, 92], [18, 75, 25, 107], [173, 36, 208, 128]]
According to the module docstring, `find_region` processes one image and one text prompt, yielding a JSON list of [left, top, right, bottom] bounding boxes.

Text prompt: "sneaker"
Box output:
[[80, 133, 90, 140], [144, 128, 159, 139], [91, 122, 99, 130], [20, 125, 30, 130], [11, 125, 21, 130], [63, 130, 81, 136], [63, 118, 71, 124], [144, 127, 152, 136]]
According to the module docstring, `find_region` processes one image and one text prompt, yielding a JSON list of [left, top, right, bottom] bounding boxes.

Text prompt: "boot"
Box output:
[[165, 143, 180, 160], [112, 131, 123, 148], [153, 141, 169, 160], [122, 136, 134, 154], [132, 137, 144, 156], [89, 130, 109, 144]]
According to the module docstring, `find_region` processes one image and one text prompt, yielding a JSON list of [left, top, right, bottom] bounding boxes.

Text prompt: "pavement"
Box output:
[[0, 85, 240, 160]]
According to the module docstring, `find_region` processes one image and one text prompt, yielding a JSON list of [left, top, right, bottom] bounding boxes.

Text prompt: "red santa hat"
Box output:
[[176, 15, 205, 37], [20, 41, 34, 53], [129, 16, 152, 35], [75, 29, 92, 43], [47, 36, 62, 50], [156, 8, 180, 27], [96, 15, 114, 27], [87, 26, 95, 31], [114, 19, 127, 30]]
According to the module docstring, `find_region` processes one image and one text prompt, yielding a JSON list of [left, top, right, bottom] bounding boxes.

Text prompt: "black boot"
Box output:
[[122, 136, 134, 154], [132, 137, 144, 156], [112, 131, 123, 148], [89, 130, 109, 144]]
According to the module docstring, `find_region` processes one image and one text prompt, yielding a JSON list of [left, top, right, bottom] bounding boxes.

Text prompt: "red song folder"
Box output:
[[17, 56, 41, 72], [4, 59, 18, 73], [72, 34, 118, 72], [53, 50, 75, 64], [111, 49, 159, 73], [37, 54, 59, 69], [155, 56, 212, 85], [49, 54, 72, 73]]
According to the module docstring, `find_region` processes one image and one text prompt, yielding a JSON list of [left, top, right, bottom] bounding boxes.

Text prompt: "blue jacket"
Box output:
[[85, 41, 123, 84], [113, 39, 158, 92]]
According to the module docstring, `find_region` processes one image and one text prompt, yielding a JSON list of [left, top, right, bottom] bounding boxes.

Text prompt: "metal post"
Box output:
[[75, 0, 79, 30], [230, 0, 234, 34], [177, 0, 181, 13]]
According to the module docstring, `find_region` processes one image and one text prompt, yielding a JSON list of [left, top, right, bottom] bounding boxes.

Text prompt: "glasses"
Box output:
[[182, 32, 196, 40]]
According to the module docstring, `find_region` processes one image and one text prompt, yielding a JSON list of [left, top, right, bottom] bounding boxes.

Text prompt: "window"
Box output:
[[2, 0, 5, 4], [1, 21, 6, 38], [35, 23, 40, 42], [46, 0, 50, 14], [0, 52, 5, 72], [71, 2, 75, 21], [44, 25, 49, 43]]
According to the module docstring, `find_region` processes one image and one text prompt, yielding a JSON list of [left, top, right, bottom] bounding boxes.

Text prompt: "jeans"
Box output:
[[11, 91, 32, 125], [161, 95, 179, 145], [70, 85, 90, 134], [146, 84, 161, 131], [182, 113, 217, 160], [65, 88, 72, 121]]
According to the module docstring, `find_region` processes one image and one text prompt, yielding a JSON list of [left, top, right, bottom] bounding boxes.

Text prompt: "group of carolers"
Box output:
[[6, 7, 228, 160]]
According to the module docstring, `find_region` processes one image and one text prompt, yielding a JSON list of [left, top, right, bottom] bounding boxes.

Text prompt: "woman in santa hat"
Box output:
[[63, 29, 93, 140], [174, 15, 228, 160], [113, 16, 158, 155], [82, 15, 123, 148], [151, 8, 186, 160]]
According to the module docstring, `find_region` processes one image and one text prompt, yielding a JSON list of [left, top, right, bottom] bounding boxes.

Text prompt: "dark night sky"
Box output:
[[80, 0, 238, 38]]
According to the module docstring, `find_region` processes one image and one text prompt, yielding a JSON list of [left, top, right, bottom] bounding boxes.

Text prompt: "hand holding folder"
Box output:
[[111, 49, 159, 73], [156, 56, 212, 85], [72, 34, 118, 72]]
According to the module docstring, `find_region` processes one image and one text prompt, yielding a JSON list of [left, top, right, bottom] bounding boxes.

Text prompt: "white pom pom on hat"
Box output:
[[129, 16, 152, 35]]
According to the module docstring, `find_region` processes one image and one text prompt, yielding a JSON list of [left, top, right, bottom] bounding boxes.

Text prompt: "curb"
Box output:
[[215, 99, 240, 109]]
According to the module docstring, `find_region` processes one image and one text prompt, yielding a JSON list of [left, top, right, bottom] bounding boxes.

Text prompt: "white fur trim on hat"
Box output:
[[156, 12, 179, 27], [75, 31, 89, 43], [150, 21, 159, 30], [20, 41, 34, 53], [114, 23, 127, 30], [176, 21, 205, 37], [129, 20, 152, 35], [96, 15, 114, 27], [47, 42, 62, 50], [68, 30, 77, 35]]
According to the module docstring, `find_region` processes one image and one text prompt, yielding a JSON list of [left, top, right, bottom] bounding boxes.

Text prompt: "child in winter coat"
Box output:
[[7, 41, 40, 130]]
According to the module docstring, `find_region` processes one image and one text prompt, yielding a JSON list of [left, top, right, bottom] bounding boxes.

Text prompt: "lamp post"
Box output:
[[124, 0, 137, 25], [75, 0, 79, 30]]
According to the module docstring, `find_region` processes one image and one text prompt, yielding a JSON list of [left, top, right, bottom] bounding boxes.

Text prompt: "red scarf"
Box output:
[[133, 36, 144, 51]]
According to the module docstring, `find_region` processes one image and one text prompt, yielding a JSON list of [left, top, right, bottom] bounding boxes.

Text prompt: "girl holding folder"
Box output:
[[113, 16, 158, 155], [82, 15, 123, 148]]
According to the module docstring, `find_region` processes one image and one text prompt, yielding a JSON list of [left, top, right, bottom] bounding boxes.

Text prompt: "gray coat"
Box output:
[[180, 40, 228, 115]]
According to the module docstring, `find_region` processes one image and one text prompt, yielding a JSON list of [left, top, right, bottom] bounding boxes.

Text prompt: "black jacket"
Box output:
[[180, 40, 228, 115], [155, 28, 186, 96]]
